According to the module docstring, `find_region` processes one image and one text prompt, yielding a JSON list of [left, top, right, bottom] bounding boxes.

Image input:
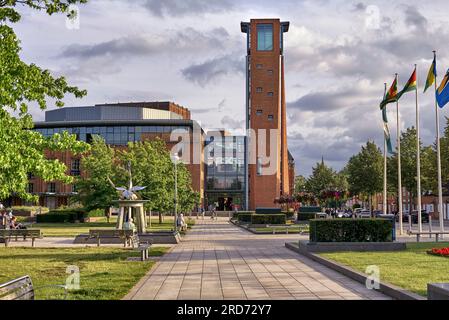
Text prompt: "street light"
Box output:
[[171, 153, 180, 232]]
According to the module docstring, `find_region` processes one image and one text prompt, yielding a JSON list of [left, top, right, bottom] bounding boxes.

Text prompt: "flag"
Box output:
[[436, 69, 449, 108], [383, 107, 393, 154], [380, 78, 398, 109], [397, 68, 417, 100], [424, 52, 437, 93], [381, 85, 393, 154]]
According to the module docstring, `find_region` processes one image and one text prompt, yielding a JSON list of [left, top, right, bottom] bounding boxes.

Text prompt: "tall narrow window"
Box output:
[[257, 157, 262, 175], [257, 24, 273, 51], [256, 87, 263, 93]]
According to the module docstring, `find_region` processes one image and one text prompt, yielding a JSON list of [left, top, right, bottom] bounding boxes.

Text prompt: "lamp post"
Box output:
[[171, 153, 180, 232]]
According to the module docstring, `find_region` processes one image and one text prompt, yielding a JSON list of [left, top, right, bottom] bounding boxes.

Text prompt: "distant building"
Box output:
[[9, 18, 297, 211]]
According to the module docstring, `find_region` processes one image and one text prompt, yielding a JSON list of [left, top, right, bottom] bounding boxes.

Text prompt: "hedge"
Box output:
[[36, 208, 87, 223], [251, 214, 286, 225], [309, 219, 393, 243], [297, 212, 318, 221], [299, 206, 322, 213], [237, 213, 253, 223], [233, 211, 254, 219], [255, 208, 282, 214]]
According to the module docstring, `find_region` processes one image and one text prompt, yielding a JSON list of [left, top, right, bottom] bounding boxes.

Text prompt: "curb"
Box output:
[[285, 242, 426, 301]]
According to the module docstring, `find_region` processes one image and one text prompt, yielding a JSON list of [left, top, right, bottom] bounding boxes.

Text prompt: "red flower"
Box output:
[[428, 247, 449, 257]]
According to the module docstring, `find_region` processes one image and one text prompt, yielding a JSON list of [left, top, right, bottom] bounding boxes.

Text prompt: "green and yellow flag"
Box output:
[[379, 78, 398, 109], [397, 67, 417, 100], [424, 52, 437, 93]]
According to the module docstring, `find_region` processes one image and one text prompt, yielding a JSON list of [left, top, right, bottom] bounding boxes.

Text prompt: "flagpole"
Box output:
[[396, 73, 403, 235], [415, 64, 423, 233], [383, 83, 388, 215], [434, 51, 445, 232]]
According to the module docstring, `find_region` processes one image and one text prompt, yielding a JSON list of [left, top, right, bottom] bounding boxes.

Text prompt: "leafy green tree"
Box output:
[[74, 136, 116, 213], [0, 0, 89, 201], [387, 127, 431, 209], [305, 160, 337, 205], [347, 141, 383, 212], [440, 117, 449, 193]]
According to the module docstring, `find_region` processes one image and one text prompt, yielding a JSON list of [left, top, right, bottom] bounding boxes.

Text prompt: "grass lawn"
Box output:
[[320, 242, 449, 297], [0, 246, 168, 300], [27, 216, 194, 237]]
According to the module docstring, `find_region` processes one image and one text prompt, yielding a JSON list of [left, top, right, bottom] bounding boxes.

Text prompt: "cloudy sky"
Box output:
[[14, 0, 449, 176]]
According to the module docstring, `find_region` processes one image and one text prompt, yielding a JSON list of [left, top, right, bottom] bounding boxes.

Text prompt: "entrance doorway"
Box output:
[[217, 197, 233, 211]]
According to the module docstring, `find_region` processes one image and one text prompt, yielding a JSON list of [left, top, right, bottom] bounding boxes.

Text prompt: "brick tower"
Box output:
[[241, 19, 290, 210]]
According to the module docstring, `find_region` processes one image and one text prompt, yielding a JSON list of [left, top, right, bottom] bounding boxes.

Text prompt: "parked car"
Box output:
[[372, 210, 384, 218], [357, 209, 372, 219], [336, 211, 351, 218], [396, 210, 429, 223]]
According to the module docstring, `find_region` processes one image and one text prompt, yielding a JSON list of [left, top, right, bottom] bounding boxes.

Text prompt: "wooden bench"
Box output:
[[407, 230, 449, 242], [88, 229, 138, 247], [0, 275, 67, 300], [0, 229, 42, 247]]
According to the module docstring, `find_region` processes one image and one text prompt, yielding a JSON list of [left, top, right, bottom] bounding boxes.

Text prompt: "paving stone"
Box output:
[[126, 218, 391, 300]]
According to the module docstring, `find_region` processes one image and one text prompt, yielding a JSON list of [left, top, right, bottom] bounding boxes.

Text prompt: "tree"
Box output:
[[74, 136, 117, 213], [0, 0, 89, 201], [78, 138, 198, 223], [346, 141, 383, 212], [305, 160, 337, 205], [387, 127, 433, 210]]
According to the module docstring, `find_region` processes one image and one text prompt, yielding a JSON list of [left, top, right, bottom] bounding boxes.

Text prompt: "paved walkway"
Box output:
[[126, 218, 390, 300]]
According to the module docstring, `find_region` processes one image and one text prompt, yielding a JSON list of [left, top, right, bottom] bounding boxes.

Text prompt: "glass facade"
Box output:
[[257, 24, 273, 51], [34, 125, 190, 145], [205, 135, 246, 210]]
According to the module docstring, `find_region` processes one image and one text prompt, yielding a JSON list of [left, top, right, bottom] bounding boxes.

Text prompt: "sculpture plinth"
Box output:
[[113, 200, 149, 234]]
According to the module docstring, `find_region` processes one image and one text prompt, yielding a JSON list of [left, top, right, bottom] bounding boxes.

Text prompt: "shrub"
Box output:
[[297, 212, 318, 221], [36, 208, 87, 223], [233, 211, 254, 219], [299, 206, 322, 213], [11, 206, 49, 216], [282, 211, 295, 219], [251, 214, 286, 225], [237, 213, 253, 223], [87, 209, 105, 217], [309, 219, 392, 243], [255, 208, 282, 214]]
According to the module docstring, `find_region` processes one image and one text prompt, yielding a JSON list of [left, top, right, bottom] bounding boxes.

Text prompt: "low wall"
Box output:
[[300, 240, 406, 253]]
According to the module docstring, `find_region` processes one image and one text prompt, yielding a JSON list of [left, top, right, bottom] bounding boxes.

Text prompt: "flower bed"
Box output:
[[427, 247, 449, 257]]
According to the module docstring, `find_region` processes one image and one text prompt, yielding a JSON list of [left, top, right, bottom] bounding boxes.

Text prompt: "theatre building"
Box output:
[[8, 18, 295, 211]]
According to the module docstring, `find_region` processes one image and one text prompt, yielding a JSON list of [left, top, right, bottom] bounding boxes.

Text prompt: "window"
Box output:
[[256, 110, 263, 116], [268, 115, 274, 121], [257, 24, 273, 51], [256, 64, 263, 69], [47, 183, 56, 193], [267, 70, 273, 75], [256, 87, 263, 93], [28, 183, 34, 193], [267, 92, 274, 97], [72, 185, 77, 193], [71, 159, 81, 176]]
